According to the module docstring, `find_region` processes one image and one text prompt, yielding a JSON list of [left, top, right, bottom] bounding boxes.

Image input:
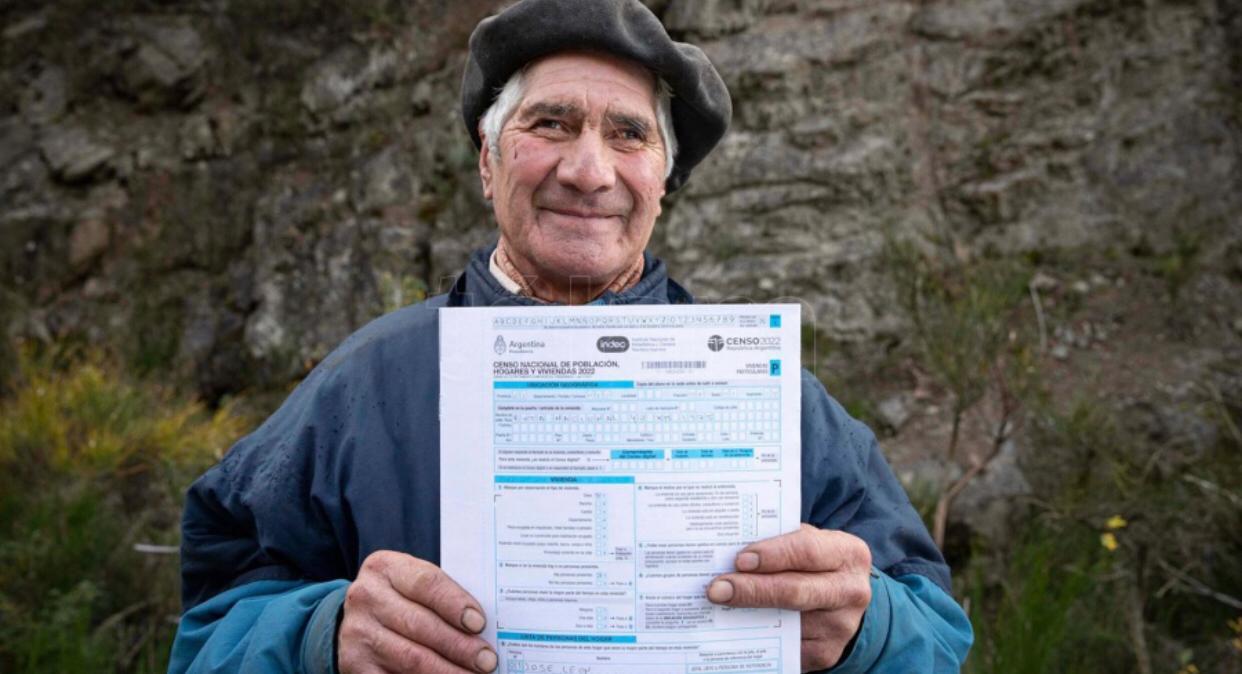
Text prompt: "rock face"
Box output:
[[1, 0, 1239, 398]]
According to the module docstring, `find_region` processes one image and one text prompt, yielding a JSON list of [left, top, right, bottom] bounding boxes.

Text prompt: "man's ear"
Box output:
[[478, 134, 494, 201]]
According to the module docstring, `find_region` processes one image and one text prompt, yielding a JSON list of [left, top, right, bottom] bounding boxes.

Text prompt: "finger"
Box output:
[[734, 525, 870, 574], [369, 623, 482, 674], [707, 570, 870, 611], [363, 551, 487, 634], [337, 609, 408, 674], [801, 635, 849, 673], [801, 611, 864, 672], [801, 607, 862, 642], [368, 582, 497, 672]]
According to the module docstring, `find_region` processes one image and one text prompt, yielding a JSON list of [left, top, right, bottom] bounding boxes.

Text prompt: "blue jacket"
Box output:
[[170, 247, 972, 673]]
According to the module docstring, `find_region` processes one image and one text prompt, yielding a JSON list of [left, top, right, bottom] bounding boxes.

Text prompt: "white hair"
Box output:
[[478, 65, 679, 179]]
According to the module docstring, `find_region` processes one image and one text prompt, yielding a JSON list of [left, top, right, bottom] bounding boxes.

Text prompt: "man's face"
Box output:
[[479, 51, 667, 288]]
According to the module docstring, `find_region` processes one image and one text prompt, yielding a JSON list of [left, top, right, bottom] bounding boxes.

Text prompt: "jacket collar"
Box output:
[[448, 244, 694, 307]]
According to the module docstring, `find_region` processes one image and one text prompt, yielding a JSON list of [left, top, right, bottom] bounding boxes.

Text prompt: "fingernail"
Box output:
[[707, 580, 734, 603], [461, 608, 486, 633], [736, 551, 759, 571], [475, 648, 497, 672]]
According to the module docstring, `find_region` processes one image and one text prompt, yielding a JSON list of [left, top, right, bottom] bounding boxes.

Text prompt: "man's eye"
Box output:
[[619, 128, 646, 142], [535, 119, 565, 131]]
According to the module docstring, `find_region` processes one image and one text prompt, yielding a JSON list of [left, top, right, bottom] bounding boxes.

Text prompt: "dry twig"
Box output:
[[932, 365, 1018, 547], [1156, 559, 1242, 610], [1028, 281, 1047, 354]]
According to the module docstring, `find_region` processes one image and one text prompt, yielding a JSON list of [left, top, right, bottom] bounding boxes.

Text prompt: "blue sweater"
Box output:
[[170, 248, 972, 673]]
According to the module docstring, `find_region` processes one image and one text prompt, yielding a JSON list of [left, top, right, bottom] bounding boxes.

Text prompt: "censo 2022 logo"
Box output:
[[707, 335, 725, 352]]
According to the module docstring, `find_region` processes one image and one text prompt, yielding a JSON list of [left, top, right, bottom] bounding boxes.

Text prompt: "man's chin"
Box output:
[[536, 254, 628, 287]]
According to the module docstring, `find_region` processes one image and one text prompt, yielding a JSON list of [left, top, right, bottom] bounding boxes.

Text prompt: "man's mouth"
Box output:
[[540, 207, 622, 221]]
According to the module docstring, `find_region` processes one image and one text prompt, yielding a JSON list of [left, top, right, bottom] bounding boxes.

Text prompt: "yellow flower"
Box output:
[[1106, 515, 1128, 530], [1228, 616, 1242, 633], [1100, 532, 1118, 552], [1176, 664, 1200, 674]]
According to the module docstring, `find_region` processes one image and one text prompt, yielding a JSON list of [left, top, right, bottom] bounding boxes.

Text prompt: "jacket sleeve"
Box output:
[[170, 304, 445, 674], [170, 344, 367, 674], [167, 579, 348, 674], [827, 571, 973, 673], [799, 370, 973, 672]]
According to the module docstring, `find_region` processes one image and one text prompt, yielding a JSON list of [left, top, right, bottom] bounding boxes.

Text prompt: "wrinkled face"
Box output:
[[479, 52, 667, 287]]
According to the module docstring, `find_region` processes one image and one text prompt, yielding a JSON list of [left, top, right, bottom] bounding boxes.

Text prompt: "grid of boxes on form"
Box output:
[[493, 384, 781, 472]]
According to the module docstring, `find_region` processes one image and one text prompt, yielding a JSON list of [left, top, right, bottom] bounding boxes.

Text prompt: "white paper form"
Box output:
[[440, 304, 801, 674]]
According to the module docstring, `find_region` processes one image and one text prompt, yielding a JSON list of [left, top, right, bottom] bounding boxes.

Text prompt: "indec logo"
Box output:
[[596, 336, 630, 353]]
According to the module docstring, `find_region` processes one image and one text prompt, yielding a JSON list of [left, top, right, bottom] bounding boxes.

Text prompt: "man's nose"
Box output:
[[556, 130, 615, 193]]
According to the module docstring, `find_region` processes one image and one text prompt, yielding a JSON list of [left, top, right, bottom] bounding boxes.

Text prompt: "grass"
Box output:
[[0, 344, 249, 673], [962, 521, 1136, 674]]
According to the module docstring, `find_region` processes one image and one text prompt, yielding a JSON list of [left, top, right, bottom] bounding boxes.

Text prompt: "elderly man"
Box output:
[[168, 1, 972, 672]]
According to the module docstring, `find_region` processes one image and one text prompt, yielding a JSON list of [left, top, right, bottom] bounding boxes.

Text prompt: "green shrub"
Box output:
[[963, 524, 1128, 674], [884, 238, 1036, 460], [0, 345, 248, 673], [963, 390, 1242, 674]]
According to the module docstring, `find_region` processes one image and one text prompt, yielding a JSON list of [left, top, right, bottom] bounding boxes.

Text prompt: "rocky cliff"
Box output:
[[2, 0, 1239, 402]]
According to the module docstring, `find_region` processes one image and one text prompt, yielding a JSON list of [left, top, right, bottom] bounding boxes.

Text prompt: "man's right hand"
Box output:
[[338, 550, 498, 673]]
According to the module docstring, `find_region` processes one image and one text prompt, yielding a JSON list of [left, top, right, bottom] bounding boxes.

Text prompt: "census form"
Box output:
[[441, 304, 801, 674]]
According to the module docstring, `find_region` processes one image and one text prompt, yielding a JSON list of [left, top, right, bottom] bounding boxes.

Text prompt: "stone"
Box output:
[[1029, 271, 1059, 292], [352, 145, 415, 213], [3, 14, 46, 40], [0, 0, 1238, 405], [19, 64, 68, 125], [410, 80, 434, 116], [81, 276, 116, 300], [211, 105, 246, 157], [877, 394, 913, 431], [0, 118, 36, 173], [896, 459, 962, 492], [1074, 322, 1092, 348], [1071, 280, 1091, 295], [662, 0, 766, 39], [179, 114, 216, 160], [178, 287, 219, 366], [1121, 400, 1218, 467], [117, 18, 207, 109], [122, 45, 187, 102], [949, 439, 1031, 546], [243, 177, 390, 380], [300, 45, 398, 124], [956, 168, 1043, 224], [38, 125, 114, 182], [134, 19, 206, 72], [68, 219, 109, 268]]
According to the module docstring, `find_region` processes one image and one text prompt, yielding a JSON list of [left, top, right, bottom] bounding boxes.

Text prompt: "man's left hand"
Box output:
[[706, 524, 872, 672]]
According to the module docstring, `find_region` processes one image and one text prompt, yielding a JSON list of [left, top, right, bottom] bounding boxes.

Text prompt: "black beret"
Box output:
[[461, 0, 732, 192]]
